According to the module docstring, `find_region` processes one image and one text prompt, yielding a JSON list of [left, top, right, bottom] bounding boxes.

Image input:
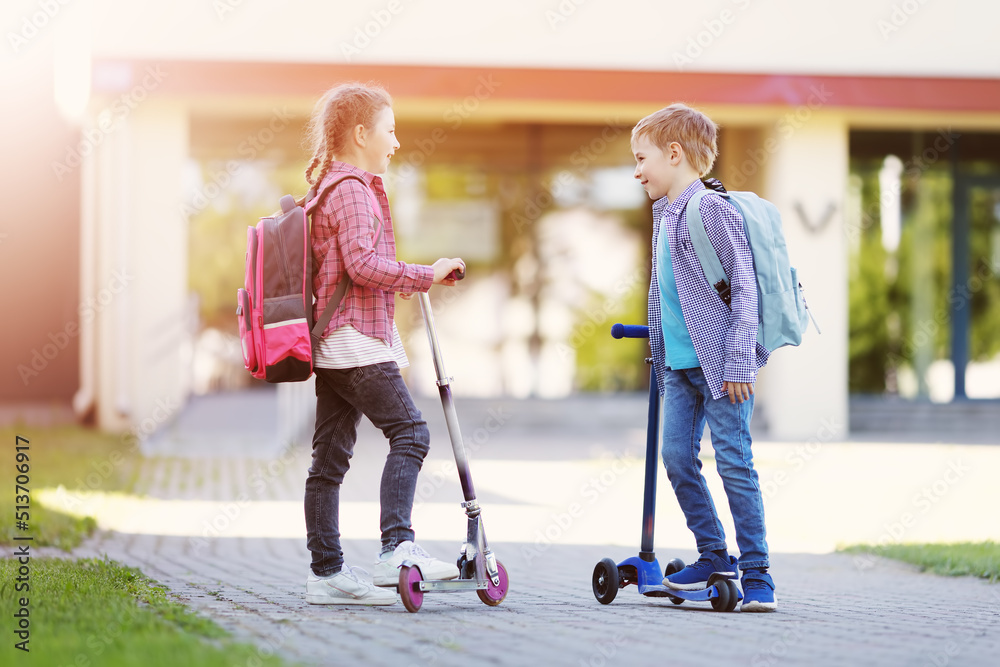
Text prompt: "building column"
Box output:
[[755, 113, 850, 441], [89, 99, 191, 435]]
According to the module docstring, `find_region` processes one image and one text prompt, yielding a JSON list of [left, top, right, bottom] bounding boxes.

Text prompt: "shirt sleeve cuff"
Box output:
[[723, 363, 757, 384]]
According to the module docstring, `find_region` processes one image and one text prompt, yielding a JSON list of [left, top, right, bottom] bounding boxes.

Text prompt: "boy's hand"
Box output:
[[722, 381, 754, 404], [399, 293, 413, 300], [431, 258, 466, 286]]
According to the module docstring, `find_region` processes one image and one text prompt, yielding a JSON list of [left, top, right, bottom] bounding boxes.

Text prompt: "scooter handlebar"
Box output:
[[610, 323, 649, 340]]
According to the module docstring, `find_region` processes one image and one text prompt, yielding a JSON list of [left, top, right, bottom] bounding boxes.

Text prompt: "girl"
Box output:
[[303, 82, 465, 606]]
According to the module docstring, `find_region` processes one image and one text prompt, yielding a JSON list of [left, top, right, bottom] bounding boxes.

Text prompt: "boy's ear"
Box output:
[[668, 141, 684, 164]]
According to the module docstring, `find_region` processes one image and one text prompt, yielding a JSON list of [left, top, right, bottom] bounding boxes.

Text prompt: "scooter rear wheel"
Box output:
[[477, 561, 509, 606], [399, 565, 424, 613]]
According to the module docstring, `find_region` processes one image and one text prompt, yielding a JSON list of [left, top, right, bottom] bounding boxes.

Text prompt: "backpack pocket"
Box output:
[[236, 288, 258, 373], [261, 294, 312, 382], [759, 267, 808, 351]]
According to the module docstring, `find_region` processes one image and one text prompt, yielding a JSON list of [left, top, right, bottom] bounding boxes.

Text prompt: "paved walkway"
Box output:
[[61, 392, 1000, 666]]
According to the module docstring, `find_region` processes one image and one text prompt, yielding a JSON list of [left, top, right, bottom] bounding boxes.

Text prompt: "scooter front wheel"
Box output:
[[710, 580, 731, 612], [399, 565, 424, 613], [724, 579, 740, 612], [477, 561, 509, 606], [592, 558, 619, 605]]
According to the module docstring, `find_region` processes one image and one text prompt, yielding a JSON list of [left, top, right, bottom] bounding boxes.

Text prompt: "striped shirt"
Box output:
[[648, 179, 769, 400], [314, 323, 409, 369], [311, 162, 434, 358]]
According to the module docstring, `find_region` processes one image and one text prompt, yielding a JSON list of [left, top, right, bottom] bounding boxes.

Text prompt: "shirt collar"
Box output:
[[327, 160, 380, 188], [664, 179, 706, 217]]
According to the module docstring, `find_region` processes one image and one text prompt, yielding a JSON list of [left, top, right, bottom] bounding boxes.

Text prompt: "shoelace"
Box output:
[[743, 578, 770, 590], [689, 558, 717, 572], [405, 543, 434, 560], [341, 565, 375, 585]]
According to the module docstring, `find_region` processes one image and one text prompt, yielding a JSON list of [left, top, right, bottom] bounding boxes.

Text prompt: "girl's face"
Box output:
[[360, 106, 400, 175]]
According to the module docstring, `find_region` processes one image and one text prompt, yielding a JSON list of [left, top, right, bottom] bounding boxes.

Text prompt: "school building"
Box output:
[[4, 0, 999, 441]]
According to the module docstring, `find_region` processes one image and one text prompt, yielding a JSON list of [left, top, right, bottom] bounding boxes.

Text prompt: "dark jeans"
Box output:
[[305, 362, 430, 576]]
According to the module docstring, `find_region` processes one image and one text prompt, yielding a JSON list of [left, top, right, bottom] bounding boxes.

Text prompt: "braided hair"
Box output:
[[303, 82, 393, 191]]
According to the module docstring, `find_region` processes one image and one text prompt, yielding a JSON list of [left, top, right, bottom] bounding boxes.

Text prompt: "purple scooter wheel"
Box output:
[[477, 561, 509, 606], [399, 565, 424, 613]]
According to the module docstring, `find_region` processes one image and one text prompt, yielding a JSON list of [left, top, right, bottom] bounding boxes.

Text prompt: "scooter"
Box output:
[[590, 323, 742, 612], [396, 278, 509, 613]]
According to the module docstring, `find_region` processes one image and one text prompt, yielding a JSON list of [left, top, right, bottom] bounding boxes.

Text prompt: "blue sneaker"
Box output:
[[741, 569, 777, 612], [662, 552, 738, 590]]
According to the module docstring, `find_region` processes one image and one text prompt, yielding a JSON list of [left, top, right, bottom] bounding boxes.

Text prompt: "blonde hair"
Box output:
[[631, 103, 719, 177], [304, 82, 393, 187]]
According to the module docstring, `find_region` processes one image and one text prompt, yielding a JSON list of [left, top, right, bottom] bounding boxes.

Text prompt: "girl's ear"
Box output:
[[352, 123, 367, 148]]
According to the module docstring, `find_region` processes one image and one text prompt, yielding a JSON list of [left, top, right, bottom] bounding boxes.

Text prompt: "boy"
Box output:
[[632, 103, 776, 612]]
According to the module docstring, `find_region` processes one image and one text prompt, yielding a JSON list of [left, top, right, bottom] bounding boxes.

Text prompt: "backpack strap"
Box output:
[[306, 174, 386, 344], [685, 188, 732, 308]]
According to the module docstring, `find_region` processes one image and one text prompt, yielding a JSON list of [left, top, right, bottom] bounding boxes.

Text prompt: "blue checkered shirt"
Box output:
[[647, 180, 770, 399]]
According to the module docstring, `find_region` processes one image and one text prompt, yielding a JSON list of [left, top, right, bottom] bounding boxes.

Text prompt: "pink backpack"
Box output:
[[236, 174, 383, 382]]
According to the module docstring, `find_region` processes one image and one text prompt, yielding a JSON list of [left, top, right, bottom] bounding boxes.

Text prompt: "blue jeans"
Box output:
[[660, 367, 769, 571], [305, 362, 430, 576]]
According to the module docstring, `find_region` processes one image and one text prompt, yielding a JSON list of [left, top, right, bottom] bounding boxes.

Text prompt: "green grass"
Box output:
[[841, 541, 1000, 582], [0, 425, 141, 550], [0, 557, 290, 666]]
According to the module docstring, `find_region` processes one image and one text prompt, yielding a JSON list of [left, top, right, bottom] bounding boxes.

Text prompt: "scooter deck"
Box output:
[[616, 555, 742, 603]]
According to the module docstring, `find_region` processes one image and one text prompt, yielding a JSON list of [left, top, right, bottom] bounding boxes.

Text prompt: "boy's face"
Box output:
[[632, 134, 678, 201]]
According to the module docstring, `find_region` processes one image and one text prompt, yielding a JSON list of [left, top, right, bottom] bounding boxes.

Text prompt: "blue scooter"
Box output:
[[590, 323, 742, 612]]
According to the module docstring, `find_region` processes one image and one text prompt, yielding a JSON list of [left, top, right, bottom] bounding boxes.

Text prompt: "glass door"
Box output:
[[953, 180, 1000, 399]]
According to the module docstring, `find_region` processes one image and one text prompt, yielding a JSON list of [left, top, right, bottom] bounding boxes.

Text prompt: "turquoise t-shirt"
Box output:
[[656, 218, 700, 370]]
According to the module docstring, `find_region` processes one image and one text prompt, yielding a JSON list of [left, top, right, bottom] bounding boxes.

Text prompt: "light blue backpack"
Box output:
[[685, 188, 821, 351]]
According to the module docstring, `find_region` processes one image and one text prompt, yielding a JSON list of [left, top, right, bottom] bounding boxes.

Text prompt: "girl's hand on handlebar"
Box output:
[[432, 258, 466, 285]]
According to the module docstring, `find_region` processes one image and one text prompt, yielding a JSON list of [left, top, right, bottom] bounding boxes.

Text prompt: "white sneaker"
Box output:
[[305, 565, 397, 605], [372, 541, 460, 586]]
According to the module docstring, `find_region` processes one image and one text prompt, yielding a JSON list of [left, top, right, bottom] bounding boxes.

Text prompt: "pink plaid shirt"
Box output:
[[311, 162, 434, 345]]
